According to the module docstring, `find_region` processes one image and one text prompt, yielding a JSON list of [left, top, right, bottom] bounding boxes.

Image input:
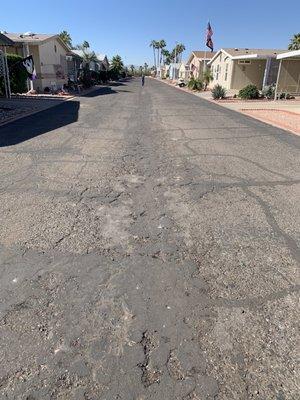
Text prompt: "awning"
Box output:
[[277, 50, 300, 60]]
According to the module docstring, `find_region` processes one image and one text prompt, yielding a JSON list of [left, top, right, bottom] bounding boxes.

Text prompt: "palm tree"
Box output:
[[83, 41, 90, 49], [150, 40, 158, 68], [160, 49, 168, 65], [158, 39, 166, 66], [74, 40, 90, 50], [59, 30, 72, 48], [175, 43, 186, 63], [288, 33, 300, 50], [82, 50, 97, 63], [111, 55, 124, 74], [130, 65, 135, 75], [144, 63, 149, 73], [202, 69, 214, 90]]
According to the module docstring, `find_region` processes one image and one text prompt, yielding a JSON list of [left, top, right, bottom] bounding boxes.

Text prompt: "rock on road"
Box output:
[[0, 78, 299, 399]]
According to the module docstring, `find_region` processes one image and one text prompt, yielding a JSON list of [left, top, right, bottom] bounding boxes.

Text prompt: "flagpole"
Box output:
[[204, 21, 207, 74]]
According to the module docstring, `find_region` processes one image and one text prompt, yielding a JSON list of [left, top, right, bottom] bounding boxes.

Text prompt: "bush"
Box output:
[[262, 85, 275, 100], [238, 84, 259, 100], [211, 84, 226, 99], [78, 67, 93, 88], [188, 77, 203, 91], [0, 53, 28, 95]]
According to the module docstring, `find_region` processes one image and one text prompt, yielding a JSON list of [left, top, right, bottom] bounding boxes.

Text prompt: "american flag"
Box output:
[[206, 22, 214, 52]]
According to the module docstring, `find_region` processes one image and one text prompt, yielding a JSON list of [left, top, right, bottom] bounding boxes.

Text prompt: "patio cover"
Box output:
[[275, 50, 300, 98]]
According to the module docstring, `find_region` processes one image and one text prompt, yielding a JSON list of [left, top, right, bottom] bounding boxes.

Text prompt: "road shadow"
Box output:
[[82, 86, 118, 98], [109, 81, 128, 87], [0, 100, 80, 147]]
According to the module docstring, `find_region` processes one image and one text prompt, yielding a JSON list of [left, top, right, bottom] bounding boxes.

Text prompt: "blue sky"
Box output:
[[1, 0, 299, 65]]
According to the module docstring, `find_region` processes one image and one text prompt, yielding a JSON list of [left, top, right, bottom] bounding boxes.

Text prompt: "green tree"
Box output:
[[83, 41, 90, 49], [288, 33, 300, 50], [202, 69, 214, 90], [59, 30, 72, 48], [0, 54, 27, 95], [82, 50, 98, 64], [75, 40, 90, 50], [130, 65, 135, 75], [110, 55, 124, 78], [174, 43, 186, 63], [150, 40, 159, 68], [161, 49, 171, 65], [158, 39, 166, 65]]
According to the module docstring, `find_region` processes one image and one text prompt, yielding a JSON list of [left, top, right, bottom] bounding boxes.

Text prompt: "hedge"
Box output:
[[0, 53, 28, 95]]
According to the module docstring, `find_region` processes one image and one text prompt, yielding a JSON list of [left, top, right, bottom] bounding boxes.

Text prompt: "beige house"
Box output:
[[72, 50, 110, 73], [0, 32, 70, 92], [179, 61, 189, 80], [207, 48, 286, 91], [187, 51, 216, 79], [275, 50, 300, 96]]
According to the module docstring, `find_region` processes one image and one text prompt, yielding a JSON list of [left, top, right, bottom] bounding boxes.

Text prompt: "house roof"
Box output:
[[96, 54, 108, 62], [224, 48, 285, 58], [0, 32, 14, 46], [188, 51, 216, 63], [277, 49, 300, 60], [1, 32, 71, 51], [72, 49, 85, 58], [208, 48, 286, 64], [67, 50, 84, 59], [3, 32, 57, 44]]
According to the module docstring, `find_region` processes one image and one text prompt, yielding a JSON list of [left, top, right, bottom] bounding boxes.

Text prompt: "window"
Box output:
[[216, 64, 220, 80], [225, 64, 229, 81], [238, 60, 251, 64], [54, 44, 57, 53]]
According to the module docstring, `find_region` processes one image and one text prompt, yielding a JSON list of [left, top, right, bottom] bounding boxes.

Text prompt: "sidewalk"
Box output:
[[157, 78, 300, 135]]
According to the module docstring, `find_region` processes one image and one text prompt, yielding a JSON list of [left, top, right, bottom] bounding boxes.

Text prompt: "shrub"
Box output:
[[262, 84, 275, 99], [211, 84, 226, 99], [0, 53, 28, 95], [188, 77, 203, 91], [238, 84, 259, 100]]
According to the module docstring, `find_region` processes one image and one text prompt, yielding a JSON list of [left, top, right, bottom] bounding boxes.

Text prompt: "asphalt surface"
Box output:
[[0, 78, 299, 400]]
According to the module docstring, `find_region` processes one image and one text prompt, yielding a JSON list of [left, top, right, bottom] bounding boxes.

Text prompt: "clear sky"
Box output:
[[1, 0, 299, 66]]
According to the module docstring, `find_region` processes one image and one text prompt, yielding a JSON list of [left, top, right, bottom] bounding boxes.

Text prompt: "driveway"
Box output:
[[0, 79, 299, 399]]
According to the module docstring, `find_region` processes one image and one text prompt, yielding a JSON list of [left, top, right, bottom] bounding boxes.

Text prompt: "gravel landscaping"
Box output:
[[0, 97, 67, 126]]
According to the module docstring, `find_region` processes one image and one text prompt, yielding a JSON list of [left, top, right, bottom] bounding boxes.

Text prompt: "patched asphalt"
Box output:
[[0, 78, 299, 399]]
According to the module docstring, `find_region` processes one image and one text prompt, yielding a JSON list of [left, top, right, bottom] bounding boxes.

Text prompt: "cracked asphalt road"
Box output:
[[0, 78, 299, 400]]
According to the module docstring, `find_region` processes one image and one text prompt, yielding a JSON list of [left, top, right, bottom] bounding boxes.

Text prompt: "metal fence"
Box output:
[[0, 50, 11, 98]]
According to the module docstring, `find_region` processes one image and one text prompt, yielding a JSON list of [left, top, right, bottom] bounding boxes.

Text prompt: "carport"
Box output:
[[275, 49, 300, 98]]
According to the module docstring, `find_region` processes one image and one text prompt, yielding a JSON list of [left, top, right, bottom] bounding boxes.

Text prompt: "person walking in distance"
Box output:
[[141, 74, 145, 87]]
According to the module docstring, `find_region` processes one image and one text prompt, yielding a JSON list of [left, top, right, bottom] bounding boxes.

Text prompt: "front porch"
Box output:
[[275, 50, 300, 98]]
